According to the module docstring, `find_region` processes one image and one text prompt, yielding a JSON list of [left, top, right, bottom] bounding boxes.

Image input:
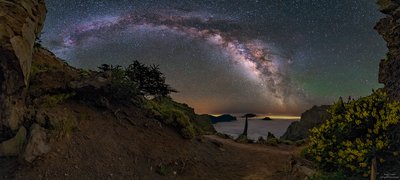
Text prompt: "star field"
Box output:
[[42, 0, 386, 115]]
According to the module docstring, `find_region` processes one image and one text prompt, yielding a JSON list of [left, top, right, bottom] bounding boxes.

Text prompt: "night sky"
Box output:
[[42, 0, 386, 115]]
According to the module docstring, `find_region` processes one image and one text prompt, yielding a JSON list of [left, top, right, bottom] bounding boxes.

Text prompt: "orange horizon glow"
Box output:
[[209, 114, 301, 120]]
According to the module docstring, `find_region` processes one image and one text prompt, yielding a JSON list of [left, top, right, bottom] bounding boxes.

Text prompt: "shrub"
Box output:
[[99, 61, 176, 98], [31, 60, 50, 75], [256, 136, 267, 144], [101, 65, 140, 102], [41, 93, 76, 107], [307, 90, 400, 176], [145, 97, 196, 139], [308, 171, 357, 180], [235, 134, 254, 144], [192, 115, 216, 134], [266, 138, 278, 146], [126, 61, 177, 97]]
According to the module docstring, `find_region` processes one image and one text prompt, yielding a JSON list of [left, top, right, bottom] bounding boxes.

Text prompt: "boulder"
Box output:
[[0, 126, 27, 157], [23, 124, 50, 163], [281, 105, 330, 141]]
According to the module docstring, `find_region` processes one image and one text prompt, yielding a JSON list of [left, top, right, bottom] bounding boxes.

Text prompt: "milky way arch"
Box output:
[[56, 10, 302, 107]]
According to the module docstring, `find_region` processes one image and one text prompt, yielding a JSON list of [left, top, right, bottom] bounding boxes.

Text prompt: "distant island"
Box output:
[[261, 117, 272, 121], [208, 114, 237, 124]]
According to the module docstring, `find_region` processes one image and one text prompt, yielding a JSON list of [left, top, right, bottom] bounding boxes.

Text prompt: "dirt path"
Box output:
[[11, 103, 305, 180], [204, 135, 295, 155], [203, 135, 301, 180]]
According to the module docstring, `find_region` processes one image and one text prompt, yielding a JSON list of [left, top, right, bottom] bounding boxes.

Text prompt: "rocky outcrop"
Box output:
[[0, 0, 47, 132], [281, 105, 330, 141], [23, 124, 50, 163], [376, 0, 400, 100]]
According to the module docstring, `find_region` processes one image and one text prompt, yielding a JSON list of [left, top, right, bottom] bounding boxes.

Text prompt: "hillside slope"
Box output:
[[10, 101, 305, 180]]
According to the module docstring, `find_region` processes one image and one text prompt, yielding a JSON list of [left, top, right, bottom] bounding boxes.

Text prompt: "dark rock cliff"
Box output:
[[0, 0, 47, 131], [376, 0, 400, 99], [281, 105, 331, 141]]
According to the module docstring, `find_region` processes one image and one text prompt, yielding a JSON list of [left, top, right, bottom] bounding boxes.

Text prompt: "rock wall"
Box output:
[[281, 105, 331, 141], [376, 0, 400, 99], [0, 0, 46, 131]]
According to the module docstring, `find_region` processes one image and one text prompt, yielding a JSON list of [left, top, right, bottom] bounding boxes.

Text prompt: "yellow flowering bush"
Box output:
[[307, 90, 400, 175]]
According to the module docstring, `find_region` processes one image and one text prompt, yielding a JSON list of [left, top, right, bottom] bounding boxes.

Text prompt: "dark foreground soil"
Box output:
[[6, 102, 304, 180]]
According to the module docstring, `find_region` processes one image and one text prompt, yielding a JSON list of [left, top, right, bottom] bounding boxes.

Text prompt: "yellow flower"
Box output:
[[359, 162, 367, 168], [329, 152, 334, 157], [376, 140, 385, 150], [316, 156, 322, 162]]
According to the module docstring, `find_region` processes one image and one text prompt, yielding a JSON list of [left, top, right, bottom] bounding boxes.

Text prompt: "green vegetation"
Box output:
[[41, 93, 76, 107], [308, 171, 359, 180], [50, 116, 78, 139], [235, 134, 252, 143], [97, 61, 214, 138], [266, 138, 278, 146], [48, 109, 78, 139], [99, 60, 176, 98], [192, 115, 216, 135], [102, 64, 140, 102], [34, 32, 43, 48], [145, 97, 212, 139], [307, 90, 400, 176], [156, 165, 169, 176], [31, 60, 51, 75]]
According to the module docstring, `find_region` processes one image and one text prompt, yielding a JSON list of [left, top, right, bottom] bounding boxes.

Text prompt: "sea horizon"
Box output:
[[213, 115, 299, 140], [208, 113, 301, 120]]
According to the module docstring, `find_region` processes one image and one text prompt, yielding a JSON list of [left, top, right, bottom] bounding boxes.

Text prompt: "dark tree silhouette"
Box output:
[[241, 113, 256, 136], [126, 60, 177, 97], [98, 60, 177, 97]]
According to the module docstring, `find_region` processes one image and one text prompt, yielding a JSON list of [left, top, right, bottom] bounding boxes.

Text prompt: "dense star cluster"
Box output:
[[42, 0, 386, 115]]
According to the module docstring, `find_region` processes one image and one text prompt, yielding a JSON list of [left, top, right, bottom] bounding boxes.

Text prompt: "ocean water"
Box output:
[[213, 118, 297, 140]]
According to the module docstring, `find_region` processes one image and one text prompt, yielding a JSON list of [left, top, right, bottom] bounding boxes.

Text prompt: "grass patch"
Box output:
[[40, 93, 76, 108], [144, 97, 212, 139], [31, 60, 51, 75]]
